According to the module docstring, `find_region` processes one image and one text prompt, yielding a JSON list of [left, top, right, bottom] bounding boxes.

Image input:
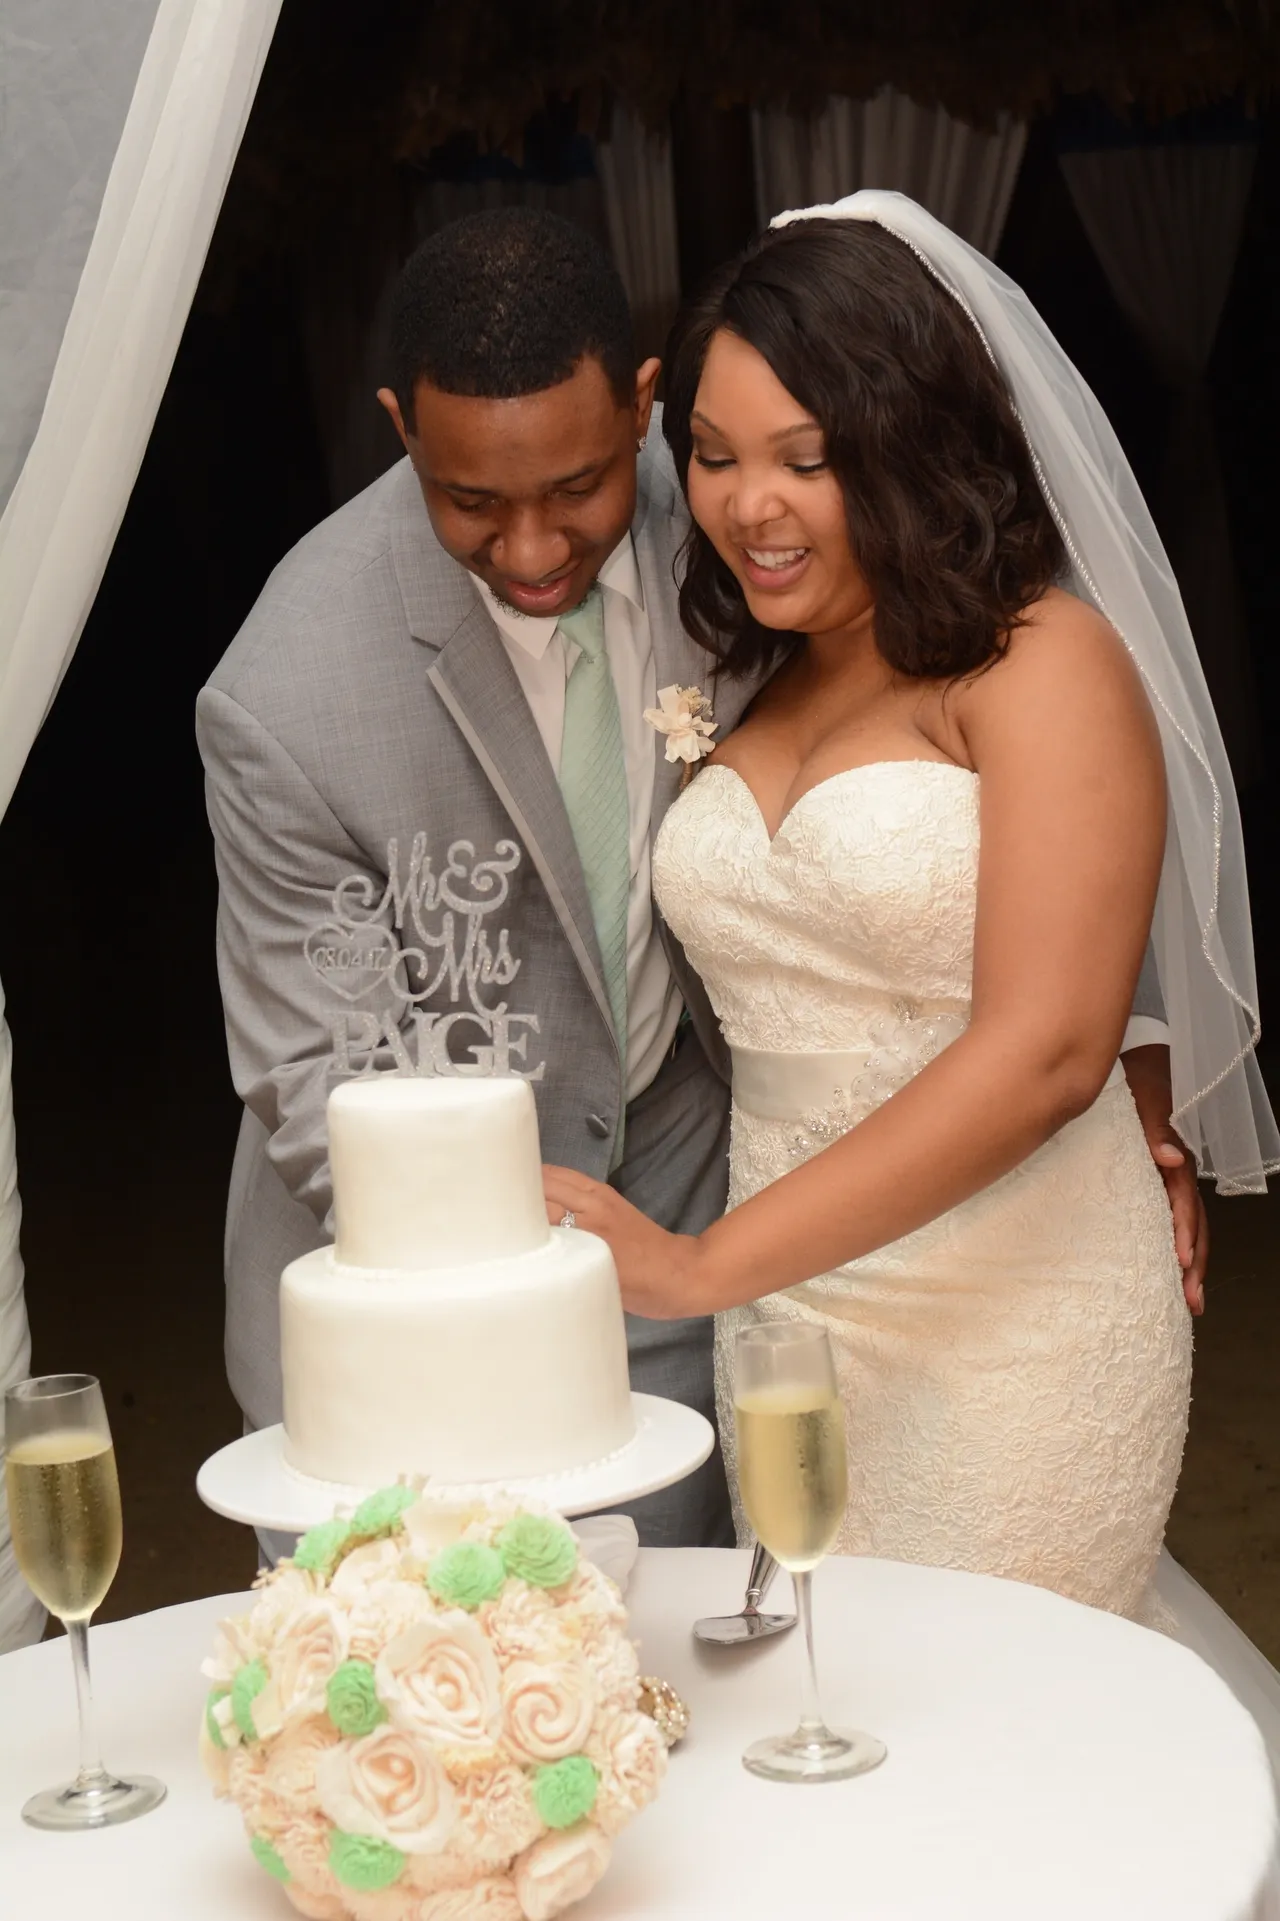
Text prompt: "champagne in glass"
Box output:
[[734, 1324, 886, 1782], [7, 1429, 122, 1620], [4, 1375, 165, 1830]]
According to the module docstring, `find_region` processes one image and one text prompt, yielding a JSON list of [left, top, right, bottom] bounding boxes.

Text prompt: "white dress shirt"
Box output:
[[472, 537, 683, 1103]]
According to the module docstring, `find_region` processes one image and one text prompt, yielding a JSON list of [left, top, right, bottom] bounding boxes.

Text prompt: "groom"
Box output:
[[197, 208, 1205, 1550]]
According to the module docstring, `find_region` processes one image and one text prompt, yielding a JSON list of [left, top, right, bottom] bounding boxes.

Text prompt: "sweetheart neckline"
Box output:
[[702, 758, 979, 849]]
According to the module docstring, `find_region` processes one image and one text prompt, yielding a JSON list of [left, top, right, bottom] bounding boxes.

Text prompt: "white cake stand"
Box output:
[[195, 1392, 715, 1534]]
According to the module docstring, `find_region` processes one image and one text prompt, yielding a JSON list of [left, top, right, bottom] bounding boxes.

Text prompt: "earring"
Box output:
[[637, 437, 645, 452]]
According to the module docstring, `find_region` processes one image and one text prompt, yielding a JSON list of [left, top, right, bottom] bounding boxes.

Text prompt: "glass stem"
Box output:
[[67, 1618, 109, 1789], [792, 1569, 831, 1741]]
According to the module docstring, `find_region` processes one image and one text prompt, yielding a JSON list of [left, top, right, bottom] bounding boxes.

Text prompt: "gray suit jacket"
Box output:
[[197, 435, 760, 1444]]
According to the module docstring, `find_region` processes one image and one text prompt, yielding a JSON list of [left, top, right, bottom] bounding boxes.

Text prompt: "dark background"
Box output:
[[3, 76, 1278, 1638]]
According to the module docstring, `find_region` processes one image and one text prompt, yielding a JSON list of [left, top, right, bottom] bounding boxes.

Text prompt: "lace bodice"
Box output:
[[653, 759, 979, 1053], [652, 754, 1190, 1623]]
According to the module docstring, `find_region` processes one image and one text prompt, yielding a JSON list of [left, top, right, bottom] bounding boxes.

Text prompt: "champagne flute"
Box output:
[[4, 1374, 166, 1829], [734, 1323, 886, 1782]]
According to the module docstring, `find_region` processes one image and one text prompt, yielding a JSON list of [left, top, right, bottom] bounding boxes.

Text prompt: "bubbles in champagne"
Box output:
[[5, 1429, 122, 1620], [734, 1387, 848, 1572]]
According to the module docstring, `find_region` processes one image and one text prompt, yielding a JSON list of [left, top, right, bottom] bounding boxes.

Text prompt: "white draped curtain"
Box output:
[[752, 88, 1027, 255], [0, 0, 282, 1647], [596, 103, 682, 364], [1060, 139, 1260, 787]]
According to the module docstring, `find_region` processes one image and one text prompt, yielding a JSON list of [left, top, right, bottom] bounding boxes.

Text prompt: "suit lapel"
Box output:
[[634, 491, 706, 844]]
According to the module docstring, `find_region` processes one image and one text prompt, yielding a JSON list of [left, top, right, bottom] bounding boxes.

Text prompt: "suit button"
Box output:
[[586, 1113, 612, 1139]]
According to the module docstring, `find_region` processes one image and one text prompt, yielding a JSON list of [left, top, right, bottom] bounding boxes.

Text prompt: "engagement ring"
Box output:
[[559, 1210, 576, 1229]]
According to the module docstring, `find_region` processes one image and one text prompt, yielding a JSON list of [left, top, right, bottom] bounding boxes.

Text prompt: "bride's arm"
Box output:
[[546, 593, 1168, 1317]]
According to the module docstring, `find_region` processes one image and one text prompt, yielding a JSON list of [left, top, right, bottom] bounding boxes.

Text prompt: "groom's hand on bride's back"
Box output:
[[1121, 1044, 1208, 1316]]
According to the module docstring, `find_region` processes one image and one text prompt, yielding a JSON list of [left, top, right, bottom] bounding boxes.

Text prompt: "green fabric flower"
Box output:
[[497, 1513, 578, 1589], [326, 1659, 386, 1738], [230, 1658, 267, 1741], [427, 1540, 506, 1610], [533, 1755, 599, 1829], [250, 1834, 291, 1883], [205, 1687, 229, 1751], [349, 1484, 418, 1538], [329, 1830, 406, 1892], [291, 1516, 353, 1574]]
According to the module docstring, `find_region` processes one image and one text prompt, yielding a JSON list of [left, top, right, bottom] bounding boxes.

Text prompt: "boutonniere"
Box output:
[[642, 685, 717, 764]]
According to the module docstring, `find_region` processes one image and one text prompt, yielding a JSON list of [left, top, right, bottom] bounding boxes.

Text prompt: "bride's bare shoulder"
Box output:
[[954, 585, 1154, 752]]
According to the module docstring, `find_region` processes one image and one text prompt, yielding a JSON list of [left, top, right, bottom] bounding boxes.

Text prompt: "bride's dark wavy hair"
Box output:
[[662, 219, 1066, 680]]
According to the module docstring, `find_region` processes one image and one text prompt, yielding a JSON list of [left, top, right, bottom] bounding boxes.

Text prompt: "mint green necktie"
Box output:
[[557, 590, 629, 1154]]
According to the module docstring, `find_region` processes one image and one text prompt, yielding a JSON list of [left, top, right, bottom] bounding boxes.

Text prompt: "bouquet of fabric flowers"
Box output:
[[200, 1491, 668, 1920]]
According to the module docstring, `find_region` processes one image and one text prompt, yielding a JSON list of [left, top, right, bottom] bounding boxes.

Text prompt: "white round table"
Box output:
[[2, 1550, 1276, 1920]]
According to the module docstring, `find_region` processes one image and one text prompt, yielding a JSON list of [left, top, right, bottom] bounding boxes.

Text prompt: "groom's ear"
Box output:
[[634, 357, 661, 440], [377, 386, 413, 453]]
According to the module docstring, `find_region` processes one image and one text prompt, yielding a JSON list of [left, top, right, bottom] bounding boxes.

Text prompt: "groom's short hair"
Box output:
[[390, 208, 635, 425]]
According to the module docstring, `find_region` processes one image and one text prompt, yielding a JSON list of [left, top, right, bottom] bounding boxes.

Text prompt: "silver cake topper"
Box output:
[[306, 836, 545, 1081]]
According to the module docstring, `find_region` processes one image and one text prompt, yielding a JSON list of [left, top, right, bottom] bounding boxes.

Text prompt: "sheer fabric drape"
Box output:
[[0, 0, 164, 1658], [1060, 140, 1260, 785], [0, 0, 282, 1647], [752, 89, 1027, 255]]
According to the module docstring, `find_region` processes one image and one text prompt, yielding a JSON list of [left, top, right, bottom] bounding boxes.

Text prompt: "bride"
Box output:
[[543, 196, 1278, 1637]]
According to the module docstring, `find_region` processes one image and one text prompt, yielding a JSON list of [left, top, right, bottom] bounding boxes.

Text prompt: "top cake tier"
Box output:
[[329, 1076, 551, 1271]]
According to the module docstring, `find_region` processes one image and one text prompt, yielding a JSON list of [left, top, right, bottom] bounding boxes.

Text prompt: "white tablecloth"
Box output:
[[3, 1549, 1278, 1920]]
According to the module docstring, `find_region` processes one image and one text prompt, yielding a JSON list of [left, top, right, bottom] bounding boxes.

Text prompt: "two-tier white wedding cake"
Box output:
[[280, 1075, 636, 1490]]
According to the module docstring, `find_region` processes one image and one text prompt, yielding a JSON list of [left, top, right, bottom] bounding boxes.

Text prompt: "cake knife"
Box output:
[[692, 1543, 795, 1644]]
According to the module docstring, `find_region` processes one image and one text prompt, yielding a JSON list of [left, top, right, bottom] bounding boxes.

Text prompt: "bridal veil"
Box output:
[[771, 190, 1278, 1194]]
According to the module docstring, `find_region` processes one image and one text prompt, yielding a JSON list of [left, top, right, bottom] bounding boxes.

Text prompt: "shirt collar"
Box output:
[[471, 533, 644, 662]]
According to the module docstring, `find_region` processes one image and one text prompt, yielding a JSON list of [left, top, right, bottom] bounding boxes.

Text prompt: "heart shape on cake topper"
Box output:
[[303, 924, 402, 1003]]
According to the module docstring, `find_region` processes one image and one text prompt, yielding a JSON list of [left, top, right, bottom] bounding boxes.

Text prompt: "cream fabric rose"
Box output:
[[265, 1713, 342, 1817], [208, 1691, 242, 1751], [456, 1764, 543, 1864], [402, 1848, 487, 1896], [248, 1565, 322, 1647], [580, 1628, 640, 1713], [501, 1659, 595, 1764], [402, 1495, 480, 1561], [349, 1579, 438, 1665], [330, 1539, 402, 1597], [344, 1885, 432, 1921], [201, 1613, 258, 1688], [589, 1709, 668, 1837], [282, 1886, 348, 1921], [227, 1742, 273, 1831], [273, 1809, 340, 1896], [269, 1600, 351, 1720], [198, 1716, 231, 1795], [376, 1614, 503, 1756], [316, 1724, 457, 1854], [479, 1583, 566, 1668], [513, 1825, 612, 1921], [419, 1878, 524, 1920], [560, 1561, 628, 1628]]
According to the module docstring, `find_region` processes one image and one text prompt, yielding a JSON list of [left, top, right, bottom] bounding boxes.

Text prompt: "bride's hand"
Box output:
[[1121, 1044, 1208, 1316], [541, 1166, 705, 1320]]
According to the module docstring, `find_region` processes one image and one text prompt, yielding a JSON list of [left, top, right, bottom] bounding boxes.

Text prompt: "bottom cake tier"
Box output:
[[280, 1225, 636, 1487]]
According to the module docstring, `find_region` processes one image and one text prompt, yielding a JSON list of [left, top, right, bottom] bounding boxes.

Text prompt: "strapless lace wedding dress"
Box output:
[[654, 758, 1193, 1620]]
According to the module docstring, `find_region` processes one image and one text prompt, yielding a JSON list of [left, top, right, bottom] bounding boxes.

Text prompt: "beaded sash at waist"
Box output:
[[731, 1047, 876, 1122]]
